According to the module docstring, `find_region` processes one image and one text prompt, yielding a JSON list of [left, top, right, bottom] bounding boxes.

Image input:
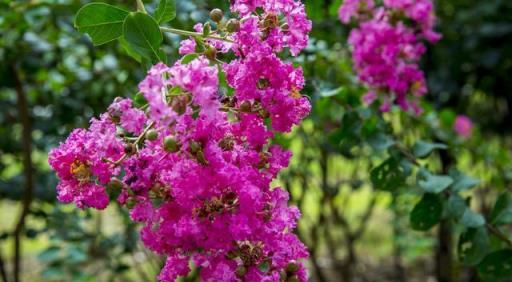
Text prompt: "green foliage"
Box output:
[[458, 227, 490, 265], [154, 0, 177, 24], [410, 193, 443, 231], [478, 249, 512, 280], [123, 12, 164, 63], [74, 3, 129, 46], [412, 141, 447, 159], [417, 169, 454, 193], [490, 193, 512, 225]]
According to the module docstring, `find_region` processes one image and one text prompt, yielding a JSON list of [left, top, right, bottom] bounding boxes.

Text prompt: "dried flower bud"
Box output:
[[209, 8, 223, 22], [205, 45, 217, 60], [226, 19, 240, 32], [239, 101, 252, 112]]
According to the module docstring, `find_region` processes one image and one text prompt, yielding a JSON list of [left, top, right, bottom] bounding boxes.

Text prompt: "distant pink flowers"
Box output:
[[454, 115, 473, 138], [339, 0, 441, 114], [49, 0, 311, 281]]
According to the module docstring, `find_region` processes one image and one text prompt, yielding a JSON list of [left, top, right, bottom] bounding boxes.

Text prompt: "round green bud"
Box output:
[[235, 266, 247, 277], [163, 136, 179, 153], [286, 263, 299, 274], [189, 141, 201, 154], [126, 197, 137, 209], [146, 129, 158, 141], [209, 8, 223, 23]]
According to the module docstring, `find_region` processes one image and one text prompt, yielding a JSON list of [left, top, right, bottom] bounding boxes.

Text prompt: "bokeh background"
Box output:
[[1, 0, 511, 281]]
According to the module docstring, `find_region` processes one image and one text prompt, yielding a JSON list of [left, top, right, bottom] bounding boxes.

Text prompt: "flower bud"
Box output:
[[239, 101, 252, 112], [203, 22, 211, 36], [107, 178, 123, 190], [287, 276, 299, 282], [196, 151, 209, 165], [205, 45, 217, 60], [226, 19, 240, 32], [163, 136, 180, 152], [146, 129, 158, 141], [286, 263, 299, 274], [209, 8, 223, 23], [126, 197, 137, 209], [189, 140, 201, 154], [235, 265, 247, 277]]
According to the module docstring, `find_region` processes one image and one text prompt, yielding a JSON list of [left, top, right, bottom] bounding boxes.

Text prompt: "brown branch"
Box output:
[[10, 62, 34, 282], [0, 246, 8, 282], [487, 224, 512, 247]]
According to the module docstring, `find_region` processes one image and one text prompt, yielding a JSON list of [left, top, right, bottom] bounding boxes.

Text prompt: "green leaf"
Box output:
[[258, 261, 270, 273], [38, 246, 61, 262], [417, 169, 454, 193], [181, 53, 199, 64], [449, 170, 480, 192], [133, 92, 147, 107], [458, 227, 490, 266], [154, 0, 176, 24], [412, 140, 447, 158], [367, 133, 395, 152], [410, 193, 443, 231], [478, 249, 512, 280], [460, 209, 486, 228], [447, 194, 467, 220], [490, 193, 512, 225], [123, 12, 163, 62], [119, 36, 141, 62], [319, 86, 349, 98], [74, 3, 129, 46], [370, 158, 407, 191]]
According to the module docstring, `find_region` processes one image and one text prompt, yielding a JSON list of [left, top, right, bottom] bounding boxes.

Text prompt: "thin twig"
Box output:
[[10, 62, 34, 282]]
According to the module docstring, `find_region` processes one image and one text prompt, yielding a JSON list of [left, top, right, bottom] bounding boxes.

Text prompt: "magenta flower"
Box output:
[[49, 0, 312, 280], [340, 0, 440, 113], [454, 115, 473, 138]]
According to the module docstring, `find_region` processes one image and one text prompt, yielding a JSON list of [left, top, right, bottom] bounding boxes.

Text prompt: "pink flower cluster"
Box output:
[[48, 1, 311, 281], [339, 0, 441, 114], [453, 115, 473, 139]]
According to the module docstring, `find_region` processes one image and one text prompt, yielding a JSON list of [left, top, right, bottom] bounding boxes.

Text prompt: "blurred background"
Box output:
[[1, 0, 511, 281]]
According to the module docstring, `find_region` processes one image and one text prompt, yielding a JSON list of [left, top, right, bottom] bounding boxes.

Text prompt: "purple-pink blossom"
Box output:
[[48, 0, 312, 281], [339, 0, 440, 114], [454, 115, 473, 138]]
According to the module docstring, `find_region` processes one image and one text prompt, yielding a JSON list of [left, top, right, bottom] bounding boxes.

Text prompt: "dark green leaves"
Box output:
[[410, 193, 443, 231], [478, 249, 512, 280], [371, 158, 408, 191], [447, 194, 485, 228], [74, 3, 129, 45], [154, 0, 176, 24], [123, 12, 164, 63], [458, 227, 490, 266], [449, 170, 480, 192], [490, 193, 512, 225], [417, 169, 453, 193], [412, 140, 447, 158]]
